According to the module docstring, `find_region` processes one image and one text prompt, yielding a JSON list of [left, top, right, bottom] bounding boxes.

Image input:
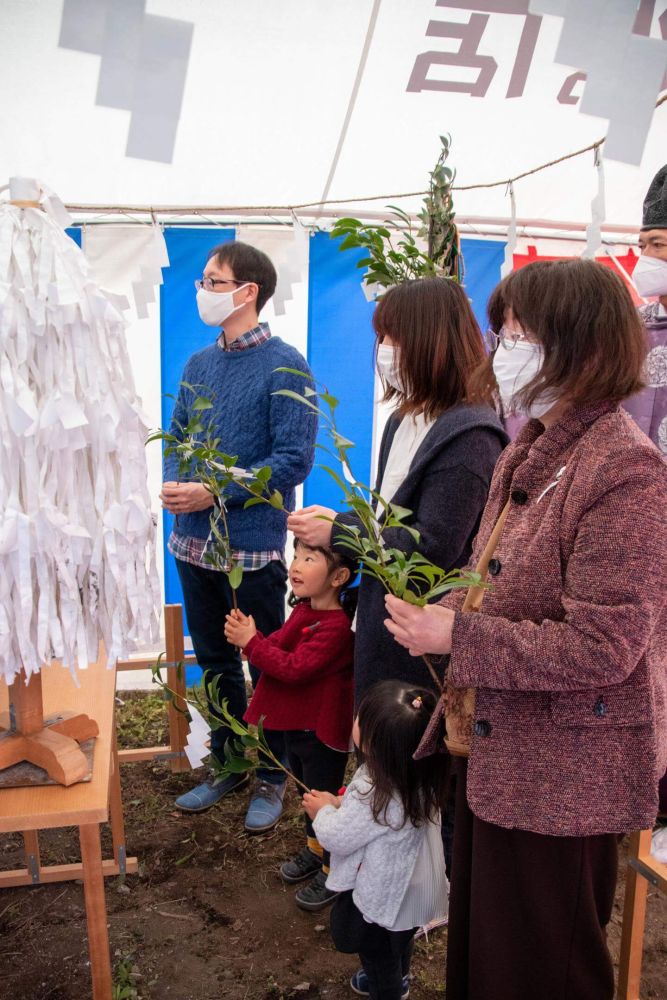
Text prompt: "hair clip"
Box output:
[[411, 696, 423, 709]]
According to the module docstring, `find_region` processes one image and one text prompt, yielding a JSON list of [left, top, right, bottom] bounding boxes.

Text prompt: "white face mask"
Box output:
[[196, 283, 249, 326], [492, 340, 554, 420], [633, 254, 667, 298], [376, 343, 403, 392]]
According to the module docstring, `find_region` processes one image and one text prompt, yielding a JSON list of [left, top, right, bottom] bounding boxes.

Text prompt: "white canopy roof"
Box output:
[[1, 0, 666, 231]]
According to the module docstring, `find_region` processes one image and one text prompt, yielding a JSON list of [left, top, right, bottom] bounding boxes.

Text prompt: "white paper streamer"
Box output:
[[184, 703, 211, 769], [501, 183, 517, 278], [582, 147, 605, 259], [131, 224, 170, 319], [0, 187, 160, 683], [237, 221, 308, 318]]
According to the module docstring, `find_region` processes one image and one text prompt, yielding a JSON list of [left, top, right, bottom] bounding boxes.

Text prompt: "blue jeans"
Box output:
[[175, 557, 288, 784]]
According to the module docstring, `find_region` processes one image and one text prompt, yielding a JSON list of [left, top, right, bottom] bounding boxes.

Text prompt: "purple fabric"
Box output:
[[502, 303, 667, 455], [623, 303, 667, 453], [442, 402, 667, 836]]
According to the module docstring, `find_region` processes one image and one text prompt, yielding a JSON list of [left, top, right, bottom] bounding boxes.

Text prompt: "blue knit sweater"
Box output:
[[164, 336, 316, 552]]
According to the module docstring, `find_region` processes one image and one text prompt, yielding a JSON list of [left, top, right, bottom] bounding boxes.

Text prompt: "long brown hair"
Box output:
[[484, 259, 647, 409], [373, 277, 492, 419], [356, 680, 447, 828]]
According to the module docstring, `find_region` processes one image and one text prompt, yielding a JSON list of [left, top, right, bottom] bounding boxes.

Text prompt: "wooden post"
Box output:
[[79, 822, 113, 1000], [617, 831, 649, 1000], [164, 604, 190, 773], [108, 723, 126, 872], [12, 672, 44, 734], [22, 830, 41, 884], [616, 828, 667, 1000]]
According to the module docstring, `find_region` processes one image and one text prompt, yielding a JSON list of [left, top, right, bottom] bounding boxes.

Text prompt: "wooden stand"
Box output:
[[617, 828, 667, 999], [0, 658, 137, 1000], [0, 669, 98, 786], [116, 603, 192, 771]]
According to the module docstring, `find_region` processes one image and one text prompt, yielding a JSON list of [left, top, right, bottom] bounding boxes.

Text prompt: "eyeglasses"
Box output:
[[484, 325, 530, 352], [194, 276, 245, 292]]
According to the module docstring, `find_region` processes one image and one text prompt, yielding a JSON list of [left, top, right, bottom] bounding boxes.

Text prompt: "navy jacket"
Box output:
[[333, 404, 508, 703]]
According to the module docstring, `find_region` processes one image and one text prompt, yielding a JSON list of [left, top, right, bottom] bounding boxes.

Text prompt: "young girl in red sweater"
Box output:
[[224, 538, 356, 912]]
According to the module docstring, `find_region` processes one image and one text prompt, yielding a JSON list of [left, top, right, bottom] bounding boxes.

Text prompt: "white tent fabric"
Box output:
[[1, 0, 665, 228]]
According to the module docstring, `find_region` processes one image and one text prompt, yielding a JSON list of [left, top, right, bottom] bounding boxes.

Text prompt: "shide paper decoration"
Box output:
[[529, 0, 667, 165], [237, 220, 310, 317], [0, 178, 160, 685], [58, 0, 194, 164], [583, 147, 606, 259], [131, 224, 170, 319], [501, 182, 518, 278]]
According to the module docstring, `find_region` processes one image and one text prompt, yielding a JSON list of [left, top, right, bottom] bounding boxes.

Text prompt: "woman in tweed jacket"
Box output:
[[385, 259, 667, 1000]]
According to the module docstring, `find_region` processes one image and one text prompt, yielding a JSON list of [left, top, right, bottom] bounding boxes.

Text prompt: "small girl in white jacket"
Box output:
[[303, 680, 449, 1000]]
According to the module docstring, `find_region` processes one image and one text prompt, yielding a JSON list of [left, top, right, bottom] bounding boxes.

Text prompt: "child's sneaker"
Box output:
[[280, 846, 322, 884], [294, 870, 339, 911], [350, 969, 409, 998]]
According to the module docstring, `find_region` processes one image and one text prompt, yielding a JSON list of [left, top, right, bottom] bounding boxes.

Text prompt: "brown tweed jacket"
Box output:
[[445, 400, 667, 836]]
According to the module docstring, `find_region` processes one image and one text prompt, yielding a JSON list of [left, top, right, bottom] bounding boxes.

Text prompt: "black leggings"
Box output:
[[330, 891, 415, 1000], [284, 730, 348, 865]]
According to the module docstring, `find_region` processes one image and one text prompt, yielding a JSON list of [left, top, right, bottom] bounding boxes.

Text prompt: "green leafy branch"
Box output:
[[330, 134, 461, 292], [150, 370, 486, 691], [416, 133, 461, 280], [331, 204, 439, 290], [151, 655, 310, 792], [148, 380, 289, 599], [272, 370, 484, 690], [273, 368, 482, 606]]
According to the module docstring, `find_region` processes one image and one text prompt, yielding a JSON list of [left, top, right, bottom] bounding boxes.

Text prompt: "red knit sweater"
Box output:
[[243, 602, 355, 752]]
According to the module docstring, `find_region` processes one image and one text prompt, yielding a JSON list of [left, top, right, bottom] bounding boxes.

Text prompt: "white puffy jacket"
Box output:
[[313, 764, 446, 930]]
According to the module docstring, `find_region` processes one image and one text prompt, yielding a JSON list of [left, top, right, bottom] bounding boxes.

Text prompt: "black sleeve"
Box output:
[[379, 428, 504, 573]]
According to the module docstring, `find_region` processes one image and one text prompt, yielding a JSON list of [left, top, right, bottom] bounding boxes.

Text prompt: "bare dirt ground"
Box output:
[[0, 691, 665, 999]]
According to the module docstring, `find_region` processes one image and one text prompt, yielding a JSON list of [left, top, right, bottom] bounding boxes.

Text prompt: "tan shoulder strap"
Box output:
[[461, 500, 511, 614]]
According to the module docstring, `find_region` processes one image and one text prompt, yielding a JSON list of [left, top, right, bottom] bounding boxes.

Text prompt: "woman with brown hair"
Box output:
[[385, 259, 667, 1000], [288, 276, 508, 703]]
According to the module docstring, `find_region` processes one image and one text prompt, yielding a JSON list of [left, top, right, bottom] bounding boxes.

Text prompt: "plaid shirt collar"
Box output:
[[217, 322, 271, 352]]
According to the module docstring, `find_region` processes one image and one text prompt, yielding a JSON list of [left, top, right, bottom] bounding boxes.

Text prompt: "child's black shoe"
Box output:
[[294, 870, 339, 911], [280, 846, 322, 884]]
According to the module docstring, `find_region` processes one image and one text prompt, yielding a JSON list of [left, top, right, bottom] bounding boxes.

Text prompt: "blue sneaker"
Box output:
[[175, 772, 249, 812], [350, 969, 409, 999], [244, 781, 286, 833]]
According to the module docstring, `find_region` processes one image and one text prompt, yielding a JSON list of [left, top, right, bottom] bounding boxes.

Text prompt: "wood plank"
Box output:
[[117, 745, 184, 763], [0, 857, 138, 888], [116, 654, 197, 672]]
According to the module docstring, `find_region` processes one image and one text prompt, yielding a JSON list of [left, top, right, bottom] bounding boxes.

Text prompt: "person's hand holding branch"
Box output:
[[224, 609, 257, 649], [384, 595, 455, 657], [160, 481, 215, 514]]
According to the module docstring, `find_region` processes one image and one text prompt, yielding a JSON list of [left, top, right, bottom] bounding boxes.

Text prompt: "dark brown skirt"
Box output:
[[446, 758, 618, 1000]]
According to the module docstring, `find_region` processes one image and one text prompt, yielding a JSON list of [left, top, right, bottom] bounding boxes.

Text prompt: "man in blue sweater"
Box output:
[[161, 241, 316, 831]]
